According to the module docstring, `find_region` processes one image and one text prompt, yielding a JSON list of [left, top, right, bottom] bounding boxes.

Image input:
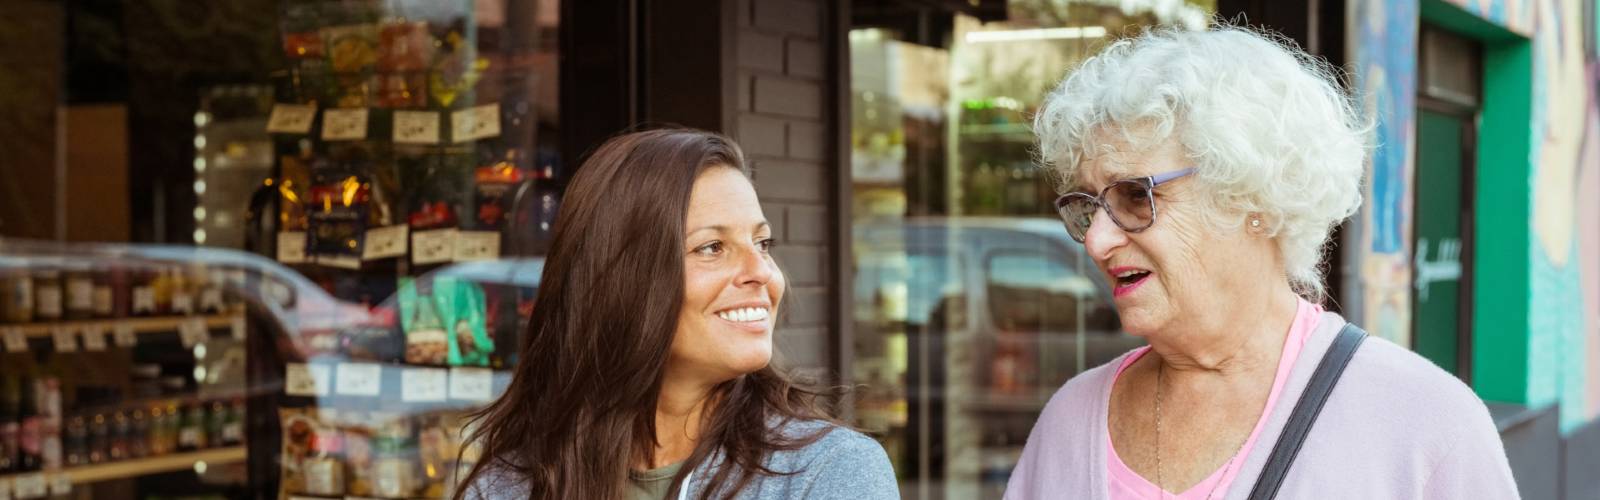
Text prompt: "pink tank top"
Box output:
[[1106, 298, 1323, 499]]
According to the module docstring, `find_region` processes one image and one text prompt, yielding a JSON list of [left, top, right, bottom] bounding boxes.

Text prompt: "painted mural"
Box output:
[[1353, 0, 1600, 432]]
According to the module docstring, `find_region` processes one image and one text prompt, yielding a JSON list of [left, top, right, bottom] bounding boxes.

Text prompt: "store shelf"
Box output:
[[961, 394, 1053, 413], [0, 446, 246, 488], [9, 312, 244, 339]]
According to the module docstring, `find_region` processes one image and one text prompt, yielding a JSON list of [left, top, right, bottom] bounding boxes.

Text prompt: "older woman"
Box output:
[[1005, 27, 1518, 499]]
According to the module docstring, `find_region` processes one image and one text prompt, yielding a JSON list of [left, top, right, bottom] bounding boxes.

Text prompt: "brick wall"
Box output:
[[728, 0, 841, 378]]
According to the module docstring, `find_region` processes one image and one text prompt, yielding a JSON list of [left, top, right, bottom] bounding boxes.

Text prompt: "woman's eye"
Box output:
[[758, 238, 776, 253], [693, 241, 723, 256]]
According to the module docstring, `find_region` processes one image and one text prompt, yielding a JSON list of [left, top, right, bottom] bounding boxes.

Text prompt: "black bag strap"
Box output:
[[1245, 322, 1368, 500]]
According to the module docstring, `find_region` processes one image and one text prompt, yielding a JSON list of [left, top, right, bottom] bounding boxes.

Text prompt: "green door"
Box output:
[[1413, 109, 1471, 378]]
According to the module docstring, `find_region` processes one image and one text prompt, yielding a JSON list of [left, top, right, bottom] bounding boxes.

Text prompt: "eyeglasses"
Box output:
[[1053, 167, 1195, 243]]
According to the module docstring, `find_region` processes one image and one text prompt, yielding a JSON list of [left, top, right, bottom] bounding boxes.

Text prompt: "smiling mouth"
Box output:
[[715, 307, 771, 323], [1114, 269, 1151, 286]]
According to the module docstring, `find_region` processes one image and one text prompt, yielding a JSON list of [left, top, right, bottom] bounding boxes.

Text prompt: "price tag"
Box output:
[[321, 107, 369, 141], [449, 367, 495, 402], [200, 288, 225, 312], [230, 315, 247, 341], [401, 367, 448, 403], [112, 323, 138, 347], [452, 103, 501, 143], [315, 255, 361, 270], [180, 318, 208, 348], [285, 362, 331, 397], [46, 475, 69, 497], [81, 324, 108, 352], [454, 230, 501, 262], [393, 110, 442, 144], [335, 362, 383, 396], [10, 474, 44, 500], [363, 225, 409, 260], [266, 104, 317, 134], [277, 231, 308, 264], [2, 327, 26, 353], [51, 326, 77, 353], [411, 228, 458, 265], [172, 292, 195, 315]]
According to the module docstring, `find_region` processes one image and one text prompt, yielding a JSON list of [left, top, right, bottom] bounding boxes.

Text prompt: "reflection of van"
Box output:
[[853, 217, 1140, 493]]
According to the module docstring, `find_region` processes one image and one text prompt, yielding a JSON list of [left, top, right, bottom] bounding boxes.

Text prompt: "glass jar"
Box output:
[[0, 270, 33, 323], [33, 270, 63, 321]]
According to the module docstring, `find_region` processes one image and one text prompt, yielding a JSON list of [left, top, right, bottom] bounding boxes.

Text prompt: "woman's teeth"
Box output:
[[716, 307, 770, 322]]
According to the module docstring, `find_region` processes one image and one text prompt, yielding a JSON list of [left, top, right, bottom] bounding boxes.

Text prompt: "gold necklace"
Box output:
[[1154, 359, 1241, 500]]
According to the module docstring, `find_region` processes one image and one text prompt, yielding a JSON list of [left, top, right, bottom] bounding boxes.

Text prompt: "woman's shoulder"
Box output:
[[1331, 321, 1499, 443], [730, 419, 897, 498], [766, 418, 888, 464], [1037, 348, 1135, 424], [457, 460, 532, 500]]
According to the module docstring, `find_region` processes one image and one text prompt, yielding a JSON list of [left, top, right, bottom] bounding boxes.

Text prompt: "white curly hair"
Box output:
[[1033, 24, 1369, 303]]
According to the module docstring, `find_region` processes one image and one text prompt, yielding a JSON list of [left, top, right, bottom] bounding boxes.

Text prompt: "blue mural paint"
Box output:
[[1356, 0, 1419, 253]]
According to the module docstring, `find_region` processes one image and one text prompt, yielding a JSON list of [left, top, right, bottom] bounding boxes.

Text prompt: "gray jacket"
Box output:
[[461, 420, 900, 499]]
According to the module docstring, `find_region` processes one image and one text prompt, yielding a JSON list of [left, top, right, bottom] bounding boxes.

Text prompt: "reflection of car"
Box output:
[[853, 217, 1140, 491]]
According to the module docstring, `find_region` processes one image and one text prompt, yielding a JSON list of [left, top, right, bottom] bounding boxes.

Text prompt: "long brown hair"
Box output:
[[453, 128, 836, 500]]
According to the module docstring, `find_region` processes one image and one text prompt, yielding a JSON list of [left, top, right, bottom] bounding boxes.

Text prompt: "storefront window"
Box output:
[[1, 0, 560, 498], [849, 2, 1212, 497]]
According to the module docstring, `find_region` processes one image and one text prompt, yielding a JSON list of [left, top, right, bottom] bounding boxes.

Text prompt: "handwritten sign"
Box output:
[[266, 104, 317, 134], [363, 225, 409, 260], [112, 323, 138, 348], [81, 324, 108, 352], [322, 108, 370, 141], [2, 327, 26, 353], [50, 326, 77, 353], [411, 228, 457, 265], [452, 103, 501, 143], [449, 367, 494, 402], [401, 367, 448, 403], [277, 232, 308, 264], [285, 362, 332, 397], [454, 231, 501, 262], [336, 362, 383, 397], [393, 110, 442, 144], [10, 473, 45, 499]]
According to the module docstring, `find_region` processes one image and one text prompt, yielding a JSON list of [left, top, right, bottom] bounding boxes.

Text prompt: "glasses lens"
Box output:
[[1106, 181, 1155, 230], [1058, 195, 1097, 242]]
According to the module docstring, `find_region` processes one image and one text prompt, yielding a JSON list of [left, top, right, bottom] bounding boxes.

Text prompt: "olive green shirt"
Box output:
[[628, 461, 686, 500]]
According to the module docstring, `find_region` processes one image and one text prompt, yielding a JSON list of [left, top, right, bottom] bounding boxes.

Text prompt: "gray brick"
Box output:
[[785, 38, 824, 79], [774, 245, 824, 286], [780, 285, 828, 327], [738, 72, 754, 111], [736, 114, 786, 157], [787, 121, 826, 161], [753, 0, 820, 38], [738, 30, 785, 73], [773, 326, 826, 369], [786, 204, 828, 243], [760, 202, 786, 233], [753, 76, 822, 119], [751, 160, 825, 201]]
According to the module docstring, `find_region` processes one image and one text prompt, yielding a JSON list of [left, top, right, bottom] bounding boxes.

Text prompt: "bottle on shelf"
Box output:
[[130, 268, 158, 317], [33, 270, 63, 322], [1, 268, 34, 324], [108, 407, 130, 461], [88, 410, 109, 464], [178, 402, 206, 452], [17, 376, 43, 472], [63, 413, 88, 466], [64, 264, 95, 321]]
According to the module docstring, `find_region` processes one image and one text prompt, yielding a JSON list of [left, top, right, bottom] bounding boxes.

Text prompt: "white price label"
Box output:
[[180, 318, 208, 348], [112, 323, 138, 347], [401, 367, 448, 403], [285, 362, 332, 397], [393, 110, 442, 144], [2, 327, 26, 353], [51, 326, 77, 353], [449, 367, 495, 402], [81, 324, 108, 352], [172, 293, 195, 315], [266, 104, 317, 134], [452, 103, 501, 143], [277, 231, 308, 264], [454, 230, 501, 262], [321, 107, 370, 141], [336, 362, 383, 396], [363, 225, 409, 260], [46, 475, 69, 497], [231, 315, 247, 341], [411, 228, 458, 265], [315, 255, 361, 270], [200, 288, 225, 312], [10, 474, 44, 499]]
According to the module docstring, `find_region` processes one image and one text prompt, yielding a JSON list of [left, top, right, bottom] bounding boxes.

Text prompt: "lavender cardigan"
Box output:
[[1004, 311, 1520, 499]]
